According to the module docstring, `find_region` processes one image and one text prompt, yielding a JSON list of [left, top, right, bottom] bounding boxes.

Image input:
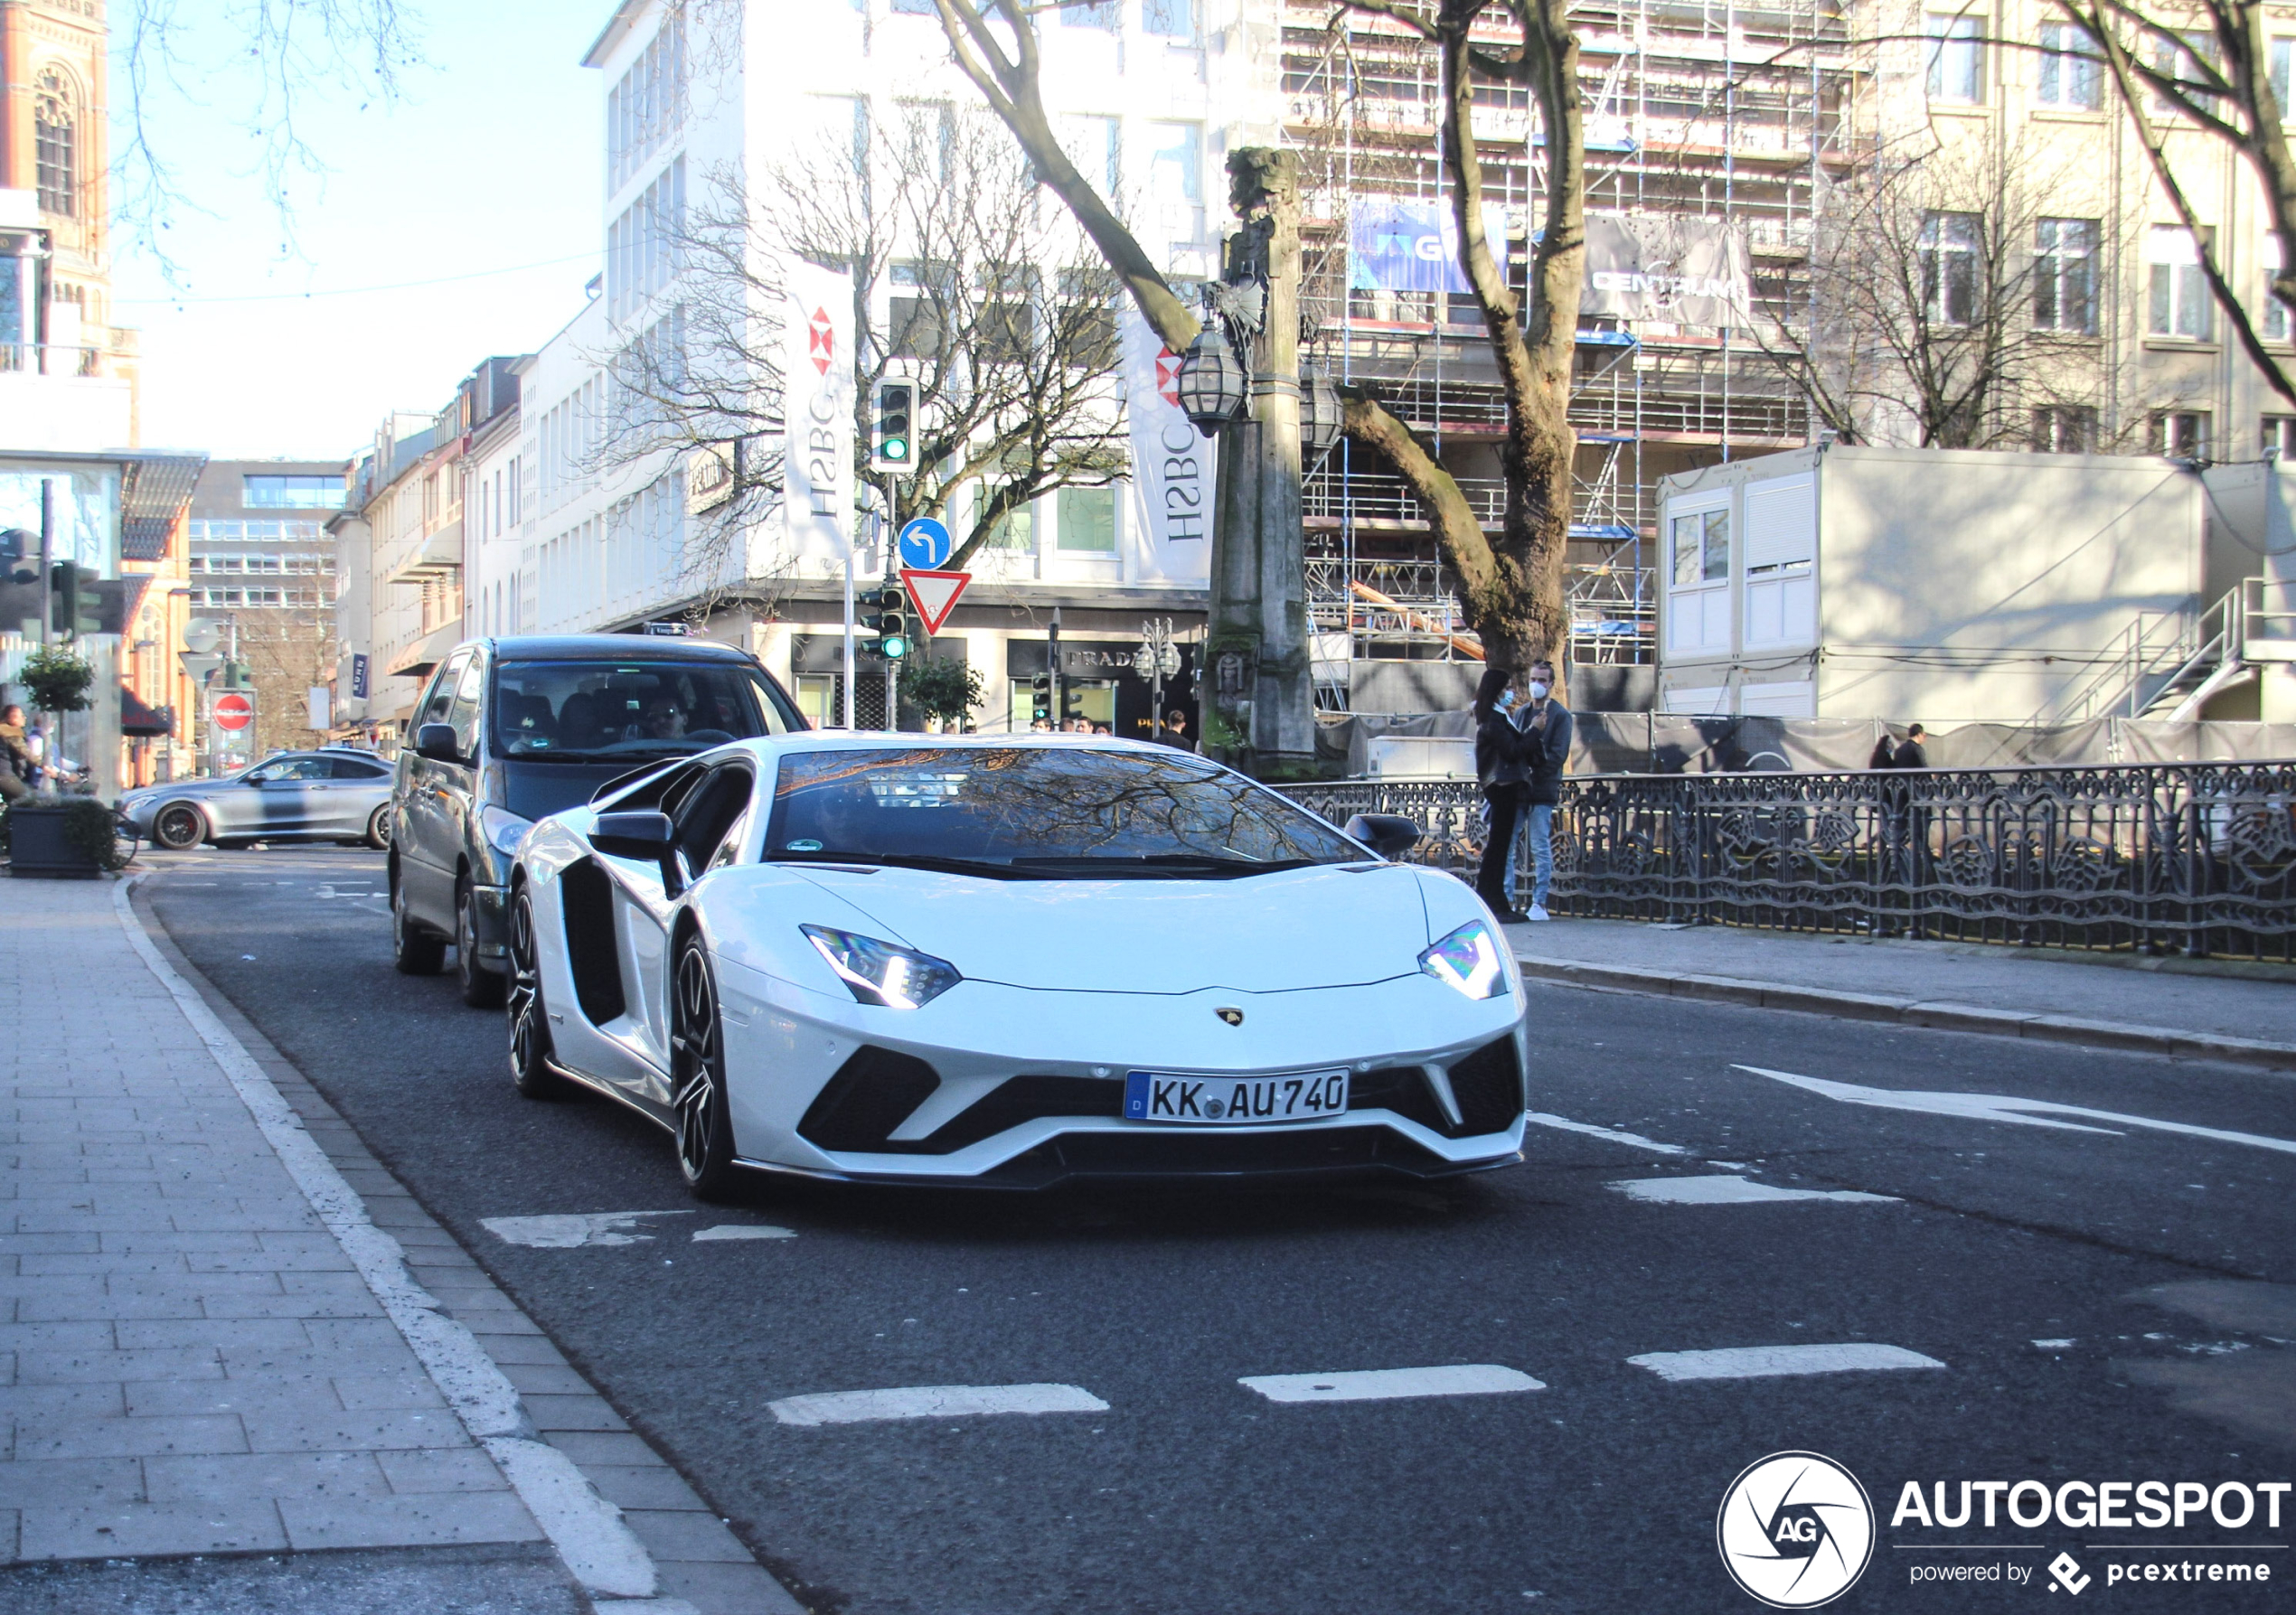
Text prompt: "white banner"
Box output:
[[1120, 307, 1214, 585], [782, 261, 855, 568]]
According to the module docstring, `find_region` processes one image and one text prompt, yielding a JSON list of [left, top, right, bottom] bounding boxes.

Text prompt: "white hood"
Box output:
[[788, 862, 1433, 994]]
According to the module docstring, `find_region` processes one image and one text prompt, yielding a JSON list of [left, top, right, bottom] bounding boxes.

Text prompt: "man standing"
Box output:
[[1892, 723, 1929, 770], [1518, 659, 1573, 923], [1473, 668, 1533, 923], [1161, 709, 1194, 751]]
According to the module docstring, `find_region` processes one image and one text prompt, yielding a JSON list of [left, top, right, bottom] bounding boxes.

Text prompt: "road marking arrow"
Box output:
[[1734, 1064, 2296, 1157]]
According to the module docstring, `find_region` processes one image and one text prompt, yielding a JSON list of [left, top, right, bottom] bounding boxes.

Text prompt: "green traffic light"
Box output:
[[882, 634, 909, 661]]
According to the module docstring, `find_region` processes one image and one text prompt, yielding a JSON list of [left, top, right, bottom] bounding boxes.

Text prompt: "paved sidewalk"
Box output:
[[0, 871, 798, 1611], [1505, 915, 2296, 1068]]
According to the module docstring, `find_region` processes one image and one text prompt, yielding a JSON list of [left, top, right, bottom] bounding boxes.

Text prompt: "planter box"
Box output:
[[6, 804, 103, 878]]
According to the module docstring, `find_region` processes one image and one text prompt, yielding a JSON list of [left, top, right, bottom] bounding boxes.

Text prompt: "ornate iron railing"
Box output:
[[1284, 764, 2296, 962]]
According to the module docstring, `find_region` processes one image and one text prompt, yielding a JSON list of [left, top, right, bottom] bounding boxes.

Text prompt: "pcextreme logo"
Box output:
[[1717, 1451, 1877, 1608]]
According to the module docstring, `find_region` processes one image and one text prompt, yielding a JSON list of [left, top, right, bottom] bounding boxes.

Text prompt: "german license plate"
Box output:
[[1123, 1069, 1350, 1125]]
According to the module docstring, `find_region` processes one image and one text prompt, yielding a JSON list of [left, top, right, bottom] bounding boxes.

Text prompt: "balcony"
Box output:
[[383, 514, 465, 587]]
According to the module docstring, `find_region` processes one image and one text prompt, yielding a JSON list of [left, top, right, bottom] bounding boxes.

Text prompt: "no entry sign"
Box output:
[[212, 692, 254, 732]]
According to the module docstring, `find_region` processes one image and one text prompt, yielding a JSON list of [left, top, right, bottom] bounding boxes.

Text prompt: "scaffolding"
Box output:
[[1282, 0, 1863, 690]]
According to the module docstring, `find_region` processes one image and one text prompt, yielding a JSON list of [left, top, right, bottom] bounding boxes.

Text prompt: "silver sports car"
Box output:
[[119, 749, 397, 850]]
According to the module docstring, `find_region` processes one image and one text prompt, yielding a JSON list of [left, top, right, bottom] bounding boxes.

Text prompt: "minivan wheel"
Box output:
[[391, 866, 447, 976], [365, 805, 391, 850], [152, 803, 205, 850], [456, 879, 504, 1008]]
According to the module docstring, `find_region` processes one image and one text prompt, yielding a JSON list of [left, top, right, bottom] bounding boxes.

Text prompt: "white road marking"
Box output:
[[767, 1383, 1108, 1427], [2033, 1338, 2076, 1350], [1735, 1065, 2296, 1158], [1607, 1175, 1898, 1206], [480, 1211, 693, 1248], [1629, 1343, 1945, 1382], [1522, 1112, 1689, 1155], [692, 1225, 796, 1242], [1239, 1364, 1546, 1404]]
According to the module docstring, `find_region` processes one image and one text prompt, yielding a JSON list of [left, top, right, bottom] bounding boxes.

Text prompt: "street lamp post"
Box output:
[[1172, 147, 1315, 778]]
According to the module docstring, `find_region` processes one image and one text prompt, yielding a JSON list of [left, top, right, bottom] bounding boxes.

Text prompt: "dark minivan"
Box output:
[[389, 634, 807, 1005]]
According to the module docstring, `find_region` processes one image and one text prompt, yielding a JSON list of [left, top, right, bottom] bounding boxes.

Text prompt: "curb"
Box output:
[[1512, 954, 2296, 1072], [118, 873, 805, 1614]]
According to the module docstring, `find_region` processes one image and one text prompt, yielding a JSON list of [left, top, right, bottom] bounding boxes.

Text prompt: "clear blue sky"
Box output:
[[108, 2, 606, 460]]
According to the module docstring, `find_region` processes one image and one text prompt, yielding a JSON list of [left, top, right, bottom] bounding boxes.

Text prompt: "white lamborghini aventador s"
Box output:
[[504, 735, 1529, 1198]]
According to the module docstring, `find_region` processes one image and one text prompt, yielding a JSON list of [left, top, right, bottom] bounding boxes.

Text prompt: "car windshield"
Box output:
[[491, 660, 798, 761], [764, 746, 1363, 878]]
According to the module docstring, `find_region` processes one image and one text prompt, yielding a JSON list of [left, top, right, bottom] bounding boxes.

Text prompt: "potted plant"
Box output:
[[3, 793, 129, 878], [20, 644, 93, 715]]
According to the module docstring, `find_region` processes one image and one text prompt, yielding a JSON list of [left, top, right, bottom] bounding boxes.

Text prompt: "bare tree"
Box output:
[[116, 0, 425, 258], [1756, 132, 2148, 449], [2048, 0, 2296, 405], [600, 107, 1129, 602], [934, 0, 1588, 672]]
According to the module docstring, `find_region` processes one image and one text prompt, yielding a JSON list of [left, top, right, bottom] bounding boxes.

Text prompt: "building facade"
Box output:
[[185, 460, 348, 761]]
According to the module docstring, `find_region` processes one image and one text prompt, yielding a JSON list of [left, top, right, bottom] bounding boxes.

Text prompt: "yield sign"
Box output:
[[899, 568, 970, 636]]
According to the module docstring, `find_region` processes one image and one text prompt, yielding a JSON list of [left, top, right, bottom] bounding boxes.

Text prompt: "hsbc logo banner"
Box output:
[[1119, 307, 1212, 586], [782, 261, 855, 567]]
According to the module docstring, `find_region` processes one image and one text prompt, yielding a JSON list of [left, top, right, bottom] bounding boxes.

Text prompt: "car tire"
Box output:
[[365, 805, 391, 851], [391, 864, 447, 976], [456, 879, 505, 1009], [670, 934, 741, 1202], [507, 886, 571, 1101], [152, 803, 205, 850]]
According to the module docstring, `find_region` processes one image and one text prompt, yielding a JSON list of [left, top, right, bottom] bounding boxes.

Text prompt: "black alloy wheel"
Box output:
[[152, 803, 205, 851], [391, 865, 447, 976], [506, 887, 569, 1100], [670, 935, 740, 1200], [365, 804, 391, 850], [456, 880, 505, 1009]]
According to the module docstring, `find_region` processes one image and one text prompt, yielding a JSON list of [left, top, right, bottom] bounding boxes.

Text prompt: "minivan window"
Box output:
[[447, 655, 486, 757], [490, 660, 799, 762], [419, 653, 466, 729]]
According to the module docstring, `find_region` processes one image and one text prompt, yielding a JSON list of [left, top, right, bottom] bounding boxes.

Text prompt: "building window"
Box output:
[[1059, 115, 1121, 197], [607, 14, 687, 192], [2033, 219, 2097, 333], [1925, 13, 1983, 104], [1144, 0, 1197, 39], [2152, 409, 2212, 457], [2267, 237, 2291, 343], [607, 157, 684, 321], [242, 474, 344, 510], [2036, 22, 2101, 108], [2265, 416, 2296, 458], [889, 0, 936, 13], [2033, 407, 2095, 453], [33, 70, 76, 218], [1059, 1, 1116, 29], [1919, 211, 1981, 325], [1056, 484, 1116, 552], [2152, 31, 2220, 114], [1670, 508, 1729, 587], [2275, 38, 2295, 108], [2147, 225, 2213, 338]]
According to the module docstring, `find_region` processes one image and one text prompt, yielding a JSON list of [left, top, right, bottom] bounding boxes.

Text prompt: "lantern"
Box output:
[[1175, 324, 1248, 437], [1299, 363, 1342, 458]]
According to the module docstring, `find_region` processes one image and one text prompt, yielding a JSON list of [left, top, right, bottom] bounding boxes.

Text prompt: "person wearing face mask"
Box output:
[[1515, 659, 1572, 921], [1473, 666, 1539, 923]]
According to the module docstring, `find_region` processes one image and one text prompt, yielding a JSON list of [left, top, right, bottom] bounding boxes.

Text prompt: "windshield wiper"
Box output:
[[770, 850, 1024, 879], [1006, 854, 1322, 878]]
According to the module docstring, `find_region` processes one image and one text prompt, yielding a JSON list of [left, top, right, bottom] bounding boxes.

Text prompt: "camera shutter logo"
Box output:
[[1716, 1451, 1875, 1608]]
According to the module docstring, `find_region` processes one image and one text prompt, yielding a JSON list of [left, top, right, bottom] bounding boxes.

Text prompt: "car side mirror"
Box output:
[[593, 811, 682, 895], [1344, 812, 1423, 861], [414, 723, 461, 764]]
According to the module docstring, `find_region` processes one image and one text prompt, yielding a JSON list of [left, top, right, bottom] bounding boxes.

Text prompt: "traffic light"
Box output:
[[860, 587, 909, 662], [869, 380, 919, 474], [1029, 672, 1052, 724]]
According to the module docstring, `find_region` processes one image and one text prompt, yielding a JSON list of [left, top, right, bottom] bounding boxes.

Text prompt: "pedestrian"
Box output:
[[1866, 730, 1896, 771], [1161, 709, 1195, 751], [1030, 718, 1052, 732], [1892, 723, 1929, 770], [1517, 659, 1572, 923], [0, 703, 30, 784], [24, 718, 45, 789], [1473, 666, 1537, 923]]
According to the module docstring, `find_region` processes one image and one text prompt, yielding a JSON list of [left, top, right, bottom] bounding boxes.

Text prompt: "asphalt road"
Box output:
[[140, 847, 2296, 1614]]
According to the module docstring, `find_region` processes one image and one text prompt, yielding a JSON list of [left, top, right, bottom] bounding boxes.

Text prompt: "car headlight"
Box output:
[[800, 925, 962, 1010], [1418, 918, 1509, 1000], [480, 804, 531, 857]]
